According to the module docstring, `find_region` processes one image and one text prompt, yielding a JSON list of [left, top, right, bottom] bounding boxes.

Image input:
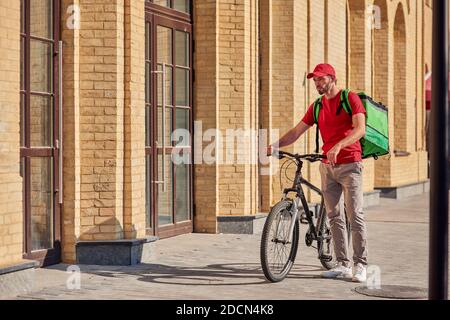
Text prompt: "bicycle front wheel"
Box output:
[[260, 199, 299, 282]]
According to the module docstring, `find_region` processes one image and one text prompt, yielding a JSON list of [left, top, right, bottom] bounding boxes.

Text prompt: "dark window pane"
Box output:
[[20, 93, 25, 147], [145, 22, 151, 61], [157, 25, 172, 65], [157, 64, 172, 106], [30, 157, 53, 250], [158, 153, 173, 226], [175, 108, 190, 147], [145, 62, 151, 104], [175, 107, 189, 129], [145, 106, 152, 147], [153, 0, 170, 8], [146, 155, 152, 229], [175, 160, 190, 223], [173, 0, 191, 14], [157, 106, 173, 146], [175, 68, 189, 106], [175, 31, 189, 67], [30, 95, 52, 147], [20, 37, 25, 90], [30, 40, 52, 93], [30, 0, 52, 39], [21, 0, 25, 33], [157, 107, 162, 145]]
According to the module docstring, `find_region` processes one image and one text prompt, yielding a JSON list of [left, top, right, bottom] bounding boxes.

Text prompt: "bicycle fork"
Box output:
[[286, 197, 300, 243]]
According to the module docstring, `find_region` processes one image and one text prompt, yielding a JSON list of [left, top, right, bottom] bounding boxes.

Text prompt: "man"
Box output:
[[267, 63, 368, 282]]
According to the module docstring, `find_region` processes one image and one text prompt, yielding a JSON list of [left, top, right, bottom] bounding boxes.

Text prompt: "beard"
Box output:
[[316, 81, 333, 95]]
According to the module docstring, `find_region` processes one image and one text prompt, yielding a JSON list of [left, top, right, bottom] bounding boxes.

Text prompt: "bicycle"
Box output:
[[260, 150, 350, 282]]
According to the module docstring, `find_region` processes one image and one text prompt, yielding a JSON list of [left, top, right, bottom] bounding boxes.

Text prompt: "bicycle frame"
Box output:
[[281, 158, 325, 244]]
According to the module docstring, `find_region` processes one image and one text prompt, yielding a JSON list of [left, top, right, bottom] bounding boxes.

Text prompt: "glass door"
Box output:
[[145, 4, 193, 238], [20, 0, 61, 266]]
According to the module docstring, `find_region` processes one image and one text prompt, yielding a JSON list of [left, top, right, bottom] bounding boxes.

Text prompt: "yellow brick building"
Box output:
[[0, 0, 431, 282]]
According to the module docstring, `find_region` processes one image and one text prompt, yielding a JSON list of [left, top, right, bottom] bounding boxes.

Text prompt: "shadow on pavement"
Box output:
[[46, 262, 326, 286]]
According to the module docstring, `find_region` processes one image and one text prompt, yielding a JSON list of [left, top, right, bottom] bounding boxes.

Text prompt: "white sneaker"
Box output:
[[352, 263, 367, 283], [321, 263, 353, 279]]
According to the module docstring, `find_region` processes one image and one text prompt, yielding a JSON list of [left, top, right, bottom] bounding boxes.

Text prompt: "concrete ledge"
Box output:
[[217, 215, 267, 235], [0, 260, 38, 276], [76, 237, 158, 266], [375, 180, 430, 199], [363, 190, 381, 208], [0, 260, 39, 298]]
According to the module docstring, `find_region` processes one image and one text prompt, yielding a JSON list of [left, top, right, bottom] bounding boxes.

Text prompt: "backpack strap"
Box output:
[[313, 96, 322, 124], [337, 89, 352, 116], [313, 97, 323, 153]]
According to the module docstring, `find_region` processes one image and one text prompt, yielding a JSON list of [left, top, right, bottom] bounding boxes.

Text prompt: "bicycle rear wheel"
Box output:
[[260, 199, 299, 282]]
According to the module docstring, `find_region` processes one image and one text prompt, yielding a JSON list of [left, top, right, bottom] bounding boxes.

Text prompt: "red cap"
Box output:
[[307, 63, 336, 79]]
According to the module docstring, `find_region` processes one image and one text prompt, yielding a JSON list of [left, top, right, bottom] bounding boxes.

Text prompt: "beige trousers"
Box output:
[[319, 162, 368, 267]]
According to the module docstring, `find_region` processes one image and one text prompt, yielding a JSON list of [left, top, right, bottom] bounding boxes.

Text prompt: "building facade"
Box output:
[[0, 0, 430, 275]]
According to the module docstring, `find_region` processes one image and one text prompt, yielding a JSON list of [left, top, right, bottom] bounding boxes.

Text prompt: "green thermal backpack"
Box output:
[[313, 89, 390, 159]]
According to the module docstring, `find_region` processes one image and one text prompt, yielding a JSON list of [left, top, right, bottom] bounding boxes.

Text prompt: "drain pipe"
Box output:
[[429, 0, 448, 300]]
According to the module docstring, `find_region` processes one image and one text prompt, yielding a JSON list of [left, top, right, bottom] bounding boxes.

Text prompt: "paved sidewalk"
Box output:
[[5, 192, 448, 300]]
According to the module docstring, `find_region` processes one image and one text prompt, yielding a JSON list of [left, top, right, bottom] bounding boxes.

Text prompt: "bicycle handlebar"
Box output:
[[271, 150, 327, 163]]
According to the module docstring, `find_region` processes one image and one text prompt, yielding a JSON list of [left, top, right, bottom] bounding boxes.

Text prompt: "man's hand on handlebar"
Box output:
[[267, 148, 327, 162], [267, 144, 278, 157]]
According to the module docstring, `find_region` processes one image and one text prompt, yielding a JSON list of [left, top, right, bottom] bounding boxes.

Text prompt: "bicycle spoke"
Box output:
[[265, 209, 294, 275]]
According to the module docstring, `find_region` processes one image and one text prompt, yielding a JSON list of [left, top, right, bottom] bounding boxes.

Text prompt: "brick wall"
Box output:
[[373, 0, 389, 104], [371, 0, 428, 187], [270, 0, 295, 201], [305, 0, 325, 202], [326, 0, 347, 87], [123, 0, 146, 239], [59, 0, 147, 259], [192, 0, 259, 227], [0, 0, 22, 266], [393, 4, 407, 152], [416, 1, 425, 152], [61, 0, 81, 263], [372, 0, 391, 186], [78, 0, 125, 241], [292, 0, 309, 157], [193, 0, 219, 233], [216, 0, 258, 217], [259, 0, 272, 212]]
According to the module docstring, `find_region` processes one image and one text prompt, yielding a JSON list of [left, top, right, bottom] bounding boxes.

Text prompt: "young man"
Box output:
[[267, 63, 368, 282]]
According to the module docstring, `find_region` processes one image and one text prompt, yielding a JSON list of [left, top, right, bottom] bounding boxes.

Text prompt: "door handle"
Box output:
[[152, 64, 167, 192], [161, 63, 167, 193], [58, 40, 63, 204]]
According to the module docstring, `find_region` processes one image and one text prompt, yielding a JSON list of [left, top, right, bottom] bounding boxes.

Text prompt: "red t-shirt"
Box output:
[[302, 90, 366, 164]]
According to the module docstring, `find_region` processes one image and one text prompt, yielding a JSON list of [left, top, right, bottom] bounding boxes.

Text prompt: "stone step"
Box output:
[[376, 180, 430, 199], [76, 237, 159, 266]]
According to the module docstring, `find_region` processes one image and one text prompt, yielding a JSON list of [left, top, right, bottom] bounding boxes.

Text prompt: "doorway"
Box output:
[[20, 0, 62, 266], [145, 1, 194, 238]]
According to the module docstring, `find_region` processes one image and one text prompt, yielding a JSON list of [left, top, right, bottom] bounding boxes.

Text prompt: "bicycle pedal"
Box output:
[[299, 212, 309, 224], [319, 254, 333, 262]]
